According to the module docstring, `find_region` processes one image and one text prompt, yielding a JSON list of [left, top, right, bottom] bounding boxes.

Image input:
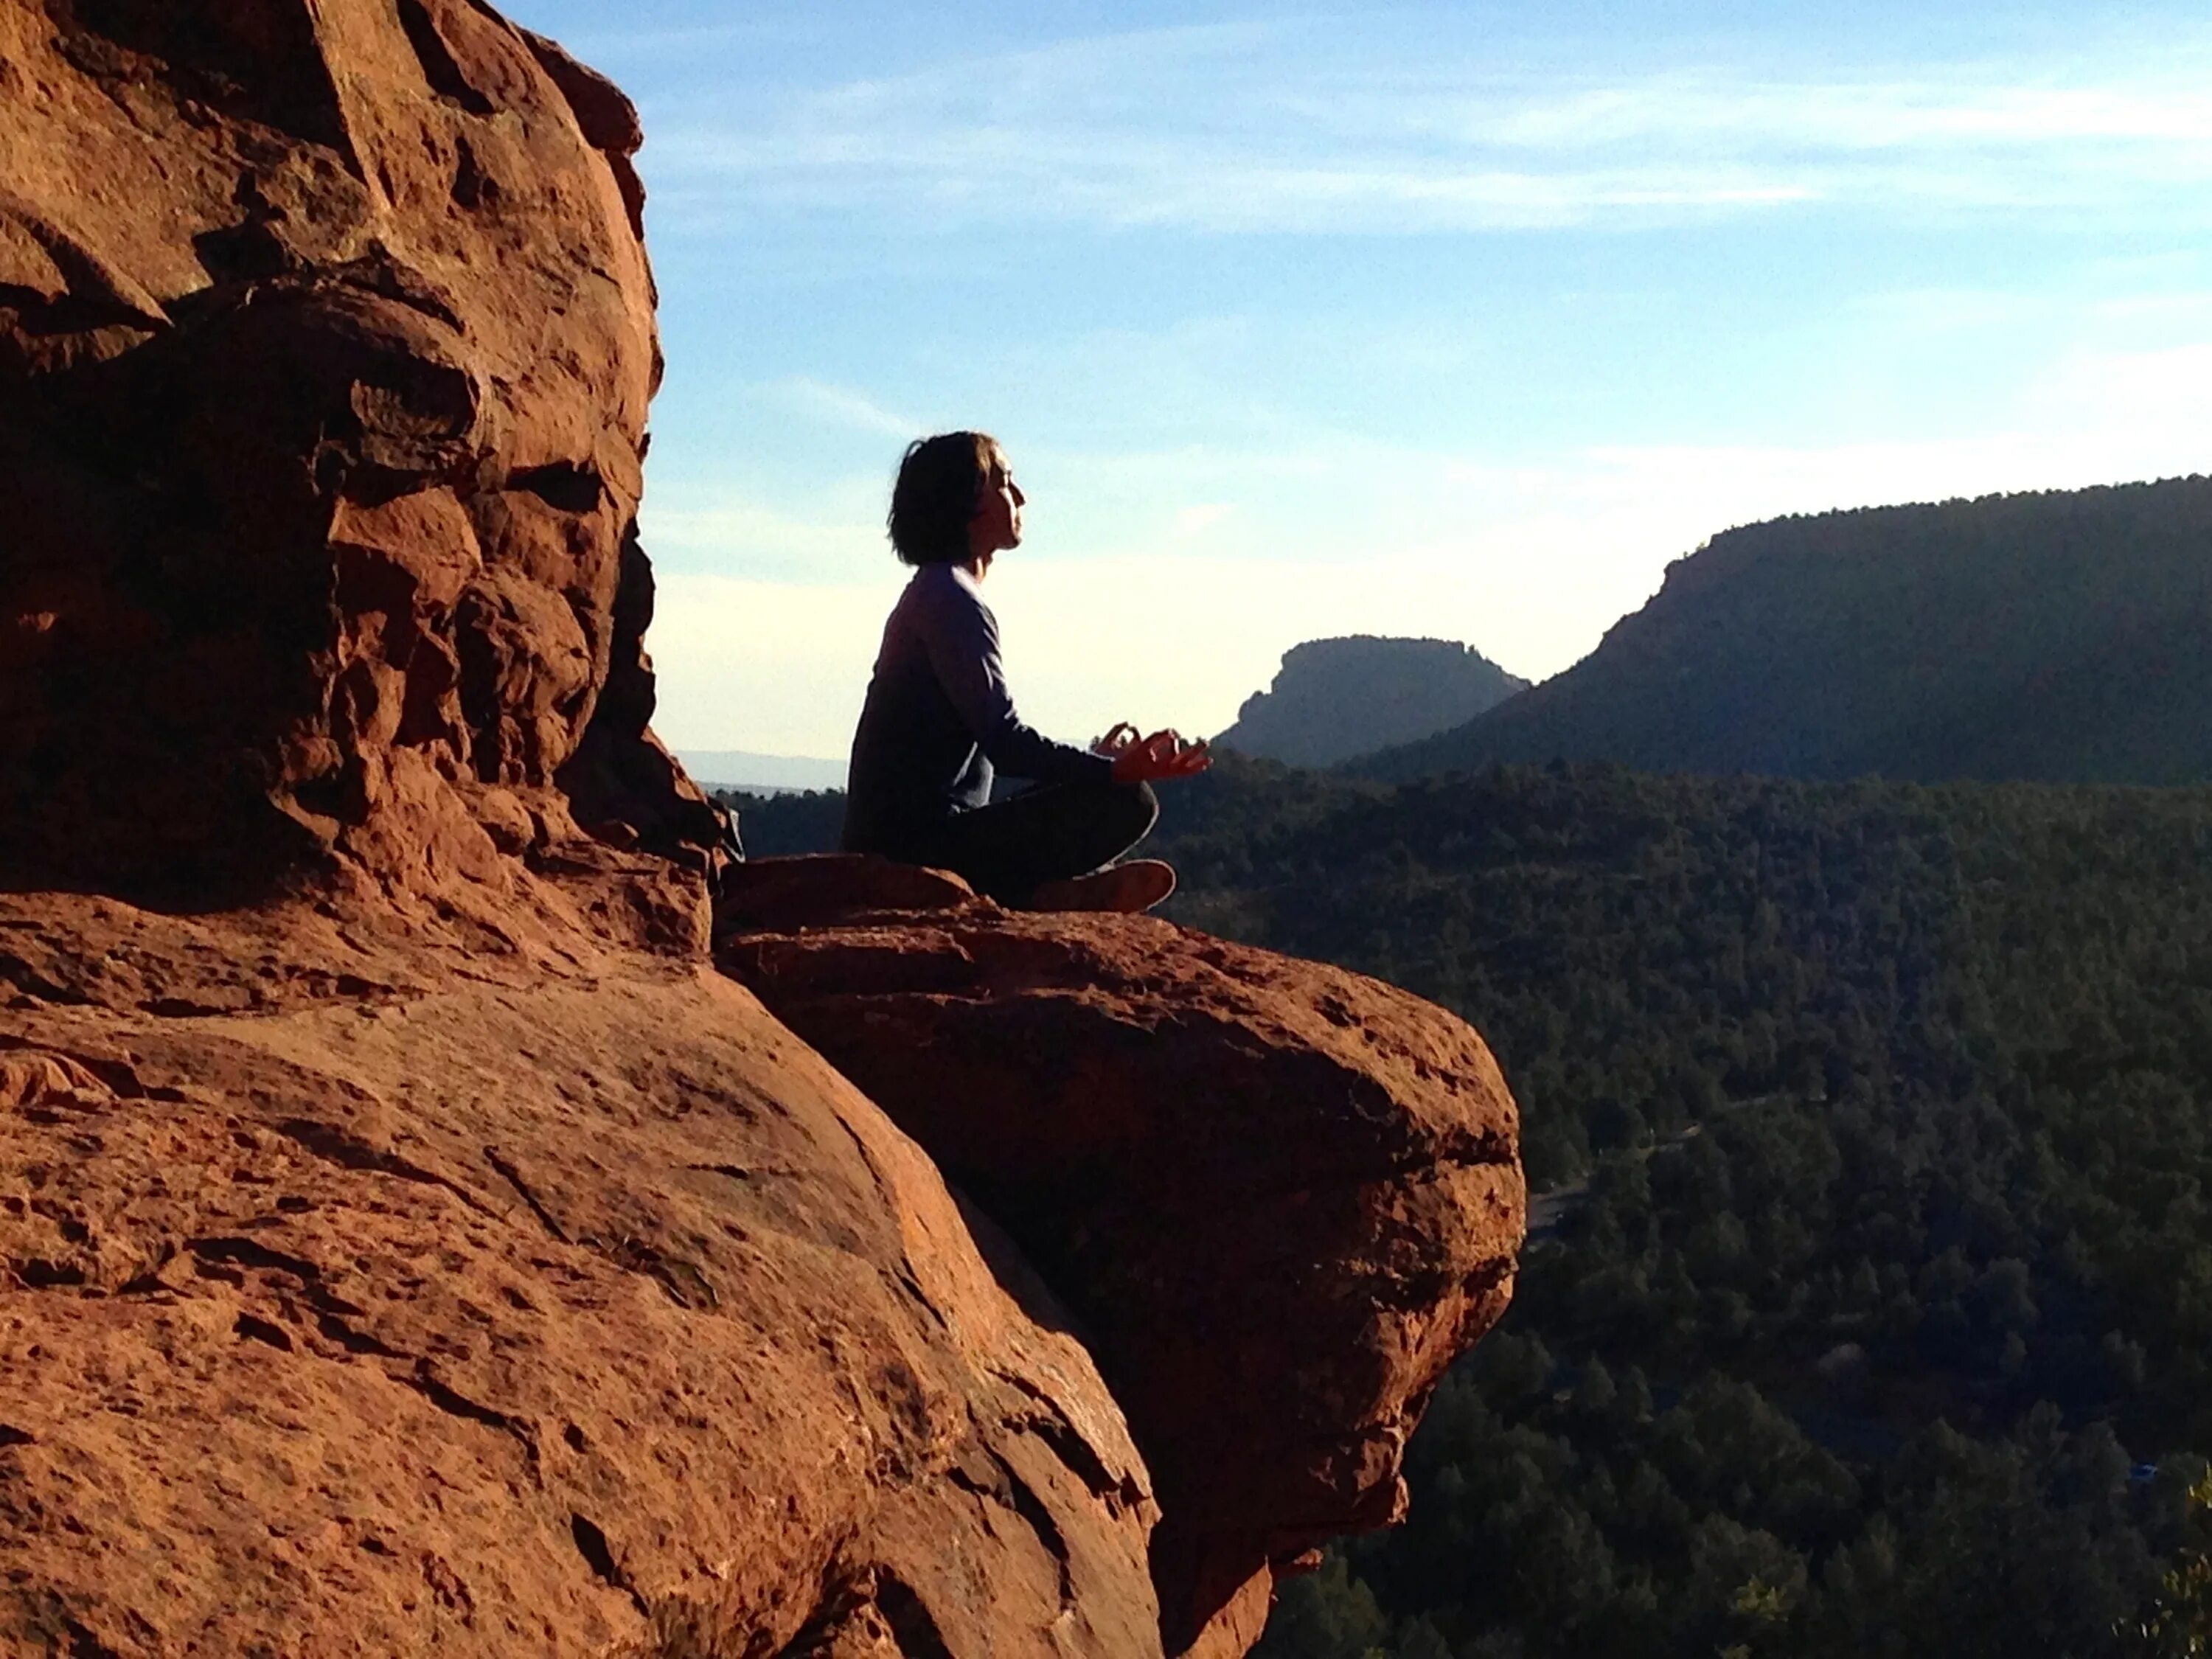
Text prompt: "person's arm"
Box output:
[[917, 577, 1113, 785]]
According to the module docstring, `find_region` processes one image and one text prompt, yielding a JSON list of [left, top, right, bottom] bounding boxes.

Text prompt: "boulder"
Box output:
[[717, 870, 1525, 1657]]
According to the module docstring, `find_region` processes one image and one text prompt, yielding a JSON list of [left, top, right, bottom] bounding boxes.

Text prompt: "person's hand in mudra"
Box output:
[[1093, 721, 1211, 784]]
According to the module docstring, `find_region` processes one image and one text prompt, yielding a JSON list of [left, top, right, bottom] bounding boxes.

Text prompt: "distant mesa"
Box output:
[[1213, 636, 1528, 768], [681, 748, 846, 794], [1357, 476, 2212, 787]]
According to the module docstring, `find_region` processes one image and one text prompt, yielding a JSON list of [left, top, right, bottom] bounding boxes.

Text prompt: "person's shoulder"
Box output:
[[911, 563, 992, 623], [914, 560, 980, 595], [891, 561, 957, 614]]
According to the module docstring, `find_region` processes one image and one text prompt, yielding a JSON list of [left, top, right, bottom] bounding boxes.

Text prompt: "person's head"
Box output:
[[887, 431, 1023, 567]]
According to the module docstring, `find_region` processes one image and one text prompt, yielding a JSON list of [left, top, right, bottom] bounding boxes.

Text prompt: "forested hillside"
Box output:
[[720, 787, 844, 858], [1360, 476, 2212, 787], [1215, 636, 1527, 767], [1144, 756, 2212, 1658]]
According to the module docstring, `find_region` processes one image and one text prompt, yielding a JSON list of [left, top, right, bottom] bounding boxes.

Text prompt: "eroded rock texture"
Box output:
[[0, 5, 1526, 1655], [718, 863, 1526, 1658], [0, 0, 719, 894], [0, 897, 1162, 1657]]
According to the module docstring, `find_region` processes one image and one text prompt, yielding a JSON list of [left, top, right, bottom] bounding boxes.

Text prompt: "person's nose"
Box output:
[[1010, 483, 1026, 507]]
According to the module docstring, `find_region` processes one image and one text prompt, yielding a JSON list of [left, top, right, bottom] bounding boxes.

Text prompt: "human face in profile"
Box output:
[[967, 454, 1025, 566]]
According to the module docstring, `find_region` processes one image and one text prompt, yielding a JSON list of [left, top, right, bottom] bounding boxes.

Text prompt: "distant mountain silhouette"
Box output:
[[681, 750, 847, 793], [1360, 476, 2212, 786], [1213, 636, 1528, 768]]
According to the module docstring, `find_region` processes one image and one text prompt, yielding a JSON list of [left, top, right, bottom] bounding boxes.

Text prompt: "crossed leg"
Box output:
[[907, 777, 1162, 908]]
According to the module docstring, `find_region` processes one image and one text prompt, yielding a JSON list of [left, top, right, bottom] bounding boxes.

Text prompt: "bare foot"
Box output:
[[1029, 858, 1177, 914]]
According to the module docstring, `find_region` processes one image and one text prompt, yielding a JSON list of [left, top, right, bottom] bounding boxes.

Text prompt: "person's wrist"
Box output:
[[1111, 748, 1155, 785]]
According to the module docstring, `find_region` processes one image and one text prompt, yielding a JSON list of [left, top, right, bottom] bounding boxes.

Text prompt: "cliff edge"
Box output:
[[0, 4, 1524, 1655]]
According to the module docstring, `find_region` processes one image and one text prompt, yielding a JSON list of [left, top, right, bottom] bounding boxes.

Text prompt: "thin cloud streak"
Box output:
[[639, 22, 2212, 234], [766, 376, 919, 438]]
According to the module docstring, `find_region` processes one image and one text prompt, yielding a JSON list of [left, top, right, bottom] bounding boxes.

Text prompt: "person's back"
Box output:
[[842, 560, 1074, 855]]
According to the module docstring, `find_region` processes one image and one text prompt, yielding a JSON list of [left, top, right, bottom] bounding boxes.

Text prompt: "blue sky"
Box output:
[[503, 0, 2212, 759]]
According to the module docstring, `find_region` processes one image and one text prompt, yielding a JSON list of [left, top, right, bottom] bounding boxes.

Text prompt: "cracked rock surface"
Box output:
[[0, 894, 1161, 1656]]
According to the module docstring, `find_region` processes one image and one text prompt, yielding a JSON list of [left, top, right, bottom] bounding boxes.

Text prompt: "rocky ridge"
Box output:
[[0, 4, 1524, 1655], [1358, 479, 2212, 786]]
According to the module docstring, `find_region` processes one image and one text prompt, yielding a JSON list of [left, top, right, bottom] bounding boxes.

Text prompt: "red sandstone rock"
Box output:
[[716, 854, 978, 938], [0, 7, 1526, 1655], [0, 4, 1169, 1650], [0, 0, 720, 895], [0, 892, 1162, 1657], [718, 887, 1526, 1657]]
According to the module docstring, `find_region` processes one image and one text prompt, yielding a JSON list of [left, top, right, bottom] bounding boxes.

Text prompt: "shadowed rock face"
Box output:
[[718, 863, 1526, 1659], [0, 0, 716, 895]]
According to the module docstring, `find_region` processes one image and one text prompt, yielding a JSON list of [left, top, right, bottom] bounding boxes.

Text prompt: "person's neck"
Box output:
[[959, 551, 992, 582]]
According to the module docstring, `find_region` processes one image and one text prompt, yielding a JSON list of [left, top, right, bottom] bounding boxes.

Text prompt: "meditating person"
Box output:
[[841, 431, 1211, 912]]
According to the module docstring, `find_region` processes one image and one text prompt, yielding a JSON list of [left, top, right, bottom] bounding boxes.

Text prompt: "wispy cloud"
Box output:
[[765, 375, 917, 437], [1169, 502, 1234, 540], [641, 482, 886, 584], [637, 18, 2212, 235]]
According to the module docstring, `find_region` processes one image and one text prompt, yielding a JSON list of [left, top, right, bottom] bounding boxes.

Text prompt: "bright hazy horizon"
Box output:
[[502, 0, 2212, 761]]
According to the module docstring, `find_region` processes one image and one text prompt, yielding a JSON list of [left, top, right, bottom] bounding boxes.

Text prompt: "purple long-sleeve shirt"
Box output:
[[841, 563, 1111, 855]]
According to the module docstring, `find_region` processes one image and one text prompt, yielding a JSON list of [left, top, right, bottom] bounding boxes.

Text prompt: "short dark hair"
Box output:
[[888, 431, 1004, 566]]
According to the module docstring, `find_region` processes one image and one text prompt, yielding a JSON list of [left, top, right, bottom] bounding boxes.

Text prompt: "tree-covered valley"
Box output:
[[1157, 757, 2212, 1658], [731, 759, 2212, 1655]]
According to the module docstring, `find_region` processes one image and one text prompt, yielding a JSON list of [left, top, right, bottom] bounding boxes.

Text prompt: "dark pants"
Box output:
[[901, 777, 1158, 905]]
